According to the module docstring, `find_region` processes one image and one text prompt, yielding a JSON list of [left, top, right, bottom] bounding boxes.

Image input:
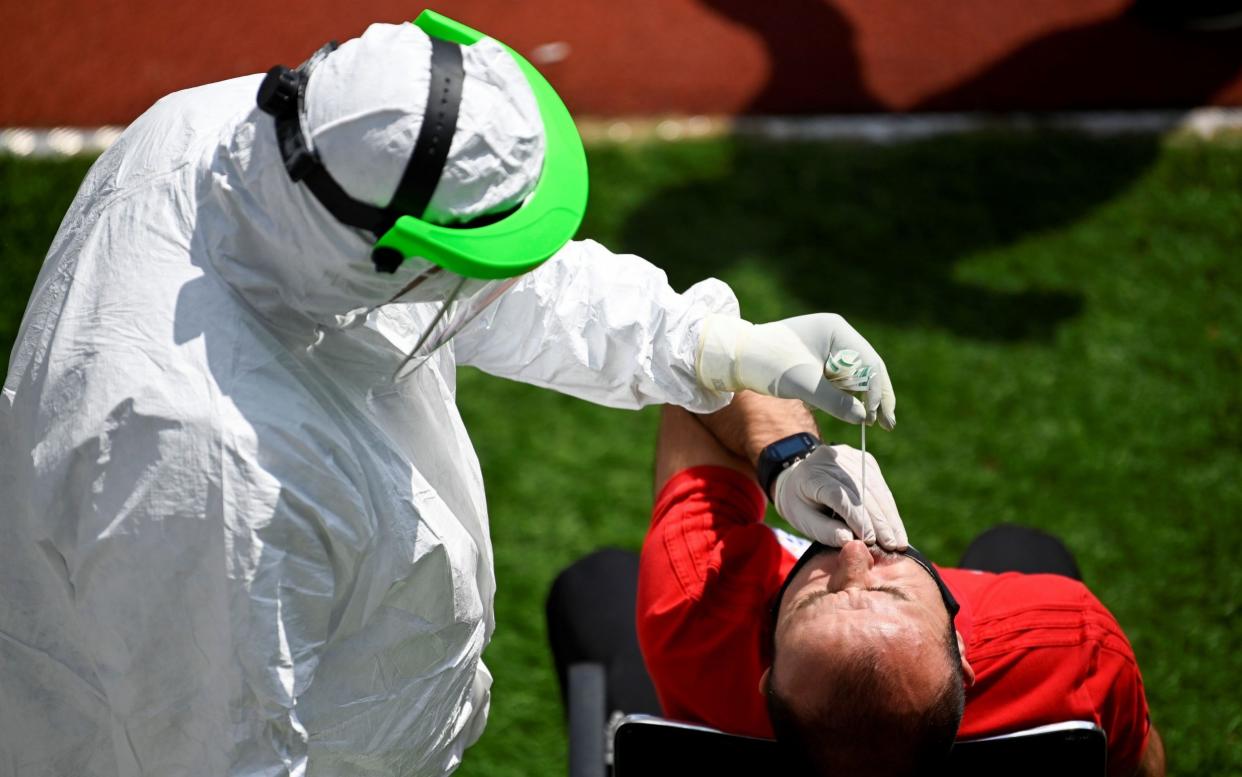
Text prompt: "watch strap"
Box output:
[[756, 432, 821, 501]]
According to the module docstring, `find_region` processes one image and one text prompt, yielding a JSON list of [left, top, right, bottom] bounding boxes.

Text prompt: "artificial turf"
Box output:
[[2, 132, 1239, 775]]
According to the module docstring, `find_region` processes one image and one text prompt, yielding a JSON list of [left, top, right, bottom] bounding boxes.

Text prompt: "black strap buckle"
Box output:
[[256, 65, 300, 118]]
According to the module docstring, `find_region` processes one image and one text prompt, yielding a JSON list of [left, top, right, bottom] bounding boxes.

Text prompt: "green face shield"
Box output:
[[373, 10, 589, 280], [256, 9, 589, 374]]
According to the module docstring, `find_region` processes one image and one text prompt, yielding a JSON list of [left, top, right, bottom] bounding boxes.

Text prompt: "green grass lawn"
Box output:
[[3, 132, 1240, 775]]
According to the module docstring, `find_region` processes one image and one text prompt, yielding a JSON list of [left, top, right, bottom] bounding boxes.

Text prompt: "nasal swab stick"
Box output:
[[823, 350, 873, 520], [860, 421, 866, 509]]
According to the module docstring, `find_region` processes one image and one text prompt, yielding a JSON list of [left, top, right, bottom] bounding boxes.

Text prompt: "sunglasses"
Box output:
[[766, 542, 960, 658]]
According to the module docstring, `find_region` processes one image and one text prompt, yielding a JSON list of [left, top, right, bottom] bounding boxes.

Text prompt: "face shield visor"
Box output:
[[372, 263, 521, 377], [257, 10, 588, 376]]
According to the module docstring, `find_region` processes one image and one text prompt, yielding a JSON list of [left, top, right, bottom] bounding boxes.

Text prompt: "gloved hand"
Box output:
[[773, 444, 907, 551], [696, 313, 896, 429]]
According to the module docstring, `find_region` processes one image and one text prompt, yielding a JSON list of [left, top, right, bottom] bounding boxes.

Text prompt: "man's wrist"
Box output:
[[700, 390, 820, 468]]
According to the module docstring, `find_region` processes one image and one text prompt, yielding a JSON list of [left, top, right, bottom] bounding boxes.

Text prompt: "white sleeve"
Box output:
[[453, 239, 739, 411]]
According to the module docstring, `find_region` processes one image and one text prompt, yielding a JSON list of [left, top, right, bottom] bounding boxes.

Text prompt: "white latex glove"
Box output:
[[773, 444, 908, 551], [696, 313, 897, 429]]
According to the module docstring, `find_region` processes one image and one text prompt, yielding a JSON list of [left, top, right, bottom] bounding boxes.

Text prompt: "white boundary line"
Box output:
[[4, 108, 1242, 157], [734, 108, 1242, 143], [1, 127, 125, 158], [579, 108, 1242, 144]]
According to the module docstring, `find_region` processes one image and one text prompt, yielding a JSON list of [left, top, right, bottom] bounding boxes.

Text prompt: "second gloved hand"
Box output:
[[696, 313, 896, 429], [773, 444, 907, 551]]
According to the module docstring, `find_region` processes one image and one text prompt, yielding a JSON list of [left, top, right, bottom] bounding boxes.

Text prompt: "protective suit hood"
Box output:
[[206, 21, 545, 329]]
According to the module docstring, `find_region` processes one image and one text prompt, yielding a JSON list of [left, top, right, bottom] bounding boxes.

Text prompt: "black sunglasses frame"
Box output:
[[766, 542, 961, 653]]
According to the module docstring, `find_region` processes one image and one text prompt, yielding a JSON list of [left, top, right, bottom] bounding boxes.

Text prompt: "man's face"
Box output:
[[768, 540, 965, 714]]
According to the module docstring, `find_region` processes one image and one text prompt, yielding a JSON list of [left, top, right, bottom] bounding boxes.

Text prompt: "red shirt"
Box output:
[[636, 467, 1152, 777]]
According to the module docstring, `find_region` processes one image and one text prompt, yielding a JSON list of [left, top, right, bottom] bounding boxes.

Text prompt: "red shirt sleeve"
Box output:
[[1086, 607, 1152, 777], [636, 466, 792, 738], [947, 570, 1152, 777]]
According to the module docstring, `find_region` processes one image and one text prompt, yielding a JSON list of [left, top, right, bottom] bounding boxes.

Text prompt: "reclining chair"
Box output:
[[547, 548, 1105, 777]]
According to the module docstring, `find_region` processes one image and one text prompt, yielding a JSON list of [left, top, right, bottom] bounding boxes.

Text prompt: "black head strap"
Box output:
[[389, 37, 464, 219], [256, 36, 465, 243]]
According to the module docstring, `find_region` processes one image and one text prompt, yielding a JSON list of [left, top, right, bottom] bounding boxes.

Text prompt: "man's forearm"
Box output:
[[1134, 725, 1165, 777], [697, 391, 819, 468]]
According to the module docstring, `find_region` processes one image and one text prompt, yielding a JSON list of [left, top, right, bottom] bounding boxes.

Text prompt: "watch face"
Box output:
[[759, 433, 820, 500], [769, 434, 814, 462]]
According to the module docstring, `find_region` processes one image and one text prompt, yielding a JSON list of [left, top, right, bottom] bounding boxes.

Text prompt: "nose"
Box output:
[[828, 540, 874, 592]]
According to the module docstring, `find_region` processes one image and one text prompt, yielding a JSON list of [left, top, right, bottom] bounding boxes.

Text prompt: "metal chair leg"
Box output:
[[567, 662, 608, 777]]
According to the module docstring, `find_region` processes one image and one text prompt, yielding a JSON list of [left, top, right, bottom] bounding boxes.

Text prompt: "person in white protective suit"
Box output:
[[0, 13, 901, 777]]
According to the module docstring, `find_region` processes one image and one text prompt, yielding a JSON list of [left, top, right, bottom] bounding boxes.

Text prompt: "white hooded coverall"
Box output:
[[0, 24, 736, 777]]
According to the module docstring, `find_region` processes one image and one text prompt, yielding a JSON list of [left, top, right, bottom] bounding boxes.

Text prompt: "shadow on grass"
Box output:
[[613, 132, 1174, 341], [641, 0, 1242, 342]]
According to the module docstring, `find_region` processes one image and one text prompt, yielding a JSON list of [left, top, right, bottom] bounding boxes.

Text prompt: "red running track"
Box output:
[[4, 0, 1241, 126]]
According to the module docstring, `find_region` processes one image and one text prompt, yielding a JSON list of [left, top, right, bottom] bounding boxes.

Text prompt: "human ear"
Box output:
[[956, 630, 976, 687], [759, 667, 771, 696]]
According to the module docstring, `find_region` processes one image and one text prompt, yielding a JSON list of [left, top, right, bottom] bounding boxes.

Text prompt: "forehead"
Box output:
[[792, 596, 927, 652], [773, 598, 953, 712]]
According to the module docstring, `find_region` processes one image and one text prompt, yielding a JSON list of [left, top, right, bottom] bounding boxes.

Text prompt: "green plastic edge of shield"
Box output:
[[370, 9, 588, 281]]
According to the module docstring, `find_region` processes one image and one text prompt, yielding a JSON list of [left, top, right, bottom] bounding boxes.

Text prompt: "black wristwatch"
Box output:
[[756, 432, 821, 501]]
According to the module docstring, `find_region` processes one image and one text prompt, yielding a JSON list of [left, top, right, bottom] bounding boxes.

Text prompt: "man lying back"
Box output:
[[636, 392, 1165, 777]]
